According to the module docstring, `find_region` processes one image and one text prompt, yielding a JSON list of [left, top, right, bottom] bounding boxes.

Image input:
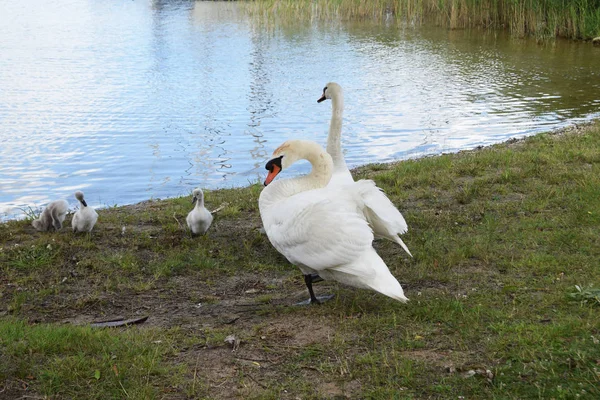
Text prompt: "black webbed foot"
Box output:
[[295, 274, 334, 306]]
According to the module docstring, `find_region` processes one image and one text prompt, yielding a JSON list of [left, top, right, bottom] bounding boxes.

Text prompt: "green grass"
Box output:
[[0, 319, 185, 399], [244, 0, 600, 40], [1, 122, 600, 399], [569, 285, 600, 305]]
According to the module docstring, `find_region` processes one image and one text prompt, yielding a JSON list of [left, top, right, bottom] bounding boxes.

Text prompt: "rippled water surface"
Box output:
[[2, 0, 600, 219]]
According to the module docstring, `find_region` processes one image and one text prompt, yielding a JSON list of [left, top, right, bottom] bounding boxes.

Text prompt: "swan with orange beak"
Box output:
[[259, 140, 409, 305]]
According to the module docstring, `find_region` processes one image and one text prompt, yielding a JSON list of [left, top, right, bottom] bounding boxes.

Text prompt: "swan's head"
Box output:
[[264, 155, 283, 186], [75, 191, 87, 207], [264, 140, 329, 186], [317, 82, 342, 103], [264, 140, 306, 186], [191, 188, 203, 203]]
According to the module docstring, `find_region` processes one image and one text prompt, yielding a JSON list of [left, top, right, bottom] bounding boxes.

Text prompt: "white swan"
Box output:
[[72, 191, 98, 233], [318, 82, 412, 257], [317, 82, 353, 185], [186, 188, 213, 235], [259, 139, 408, 304], [32, 199, 69, 231]]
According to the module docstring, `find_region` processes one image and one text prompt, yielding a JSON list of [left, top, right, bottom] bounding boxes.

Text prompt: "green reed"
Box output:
[[244, 0, 600, 40]]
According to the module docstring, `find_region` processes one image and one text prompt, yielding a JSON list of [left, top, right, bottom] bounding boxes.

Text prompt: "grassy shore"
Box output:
[[244, 0, 600, 41], [1, 122, 600, 399]]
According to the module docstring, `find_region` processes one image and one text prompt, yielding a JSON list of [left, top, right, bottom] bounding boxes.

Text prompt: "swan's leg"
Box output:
[[295, 274, 334, 306], [305, 274, 319, 303]]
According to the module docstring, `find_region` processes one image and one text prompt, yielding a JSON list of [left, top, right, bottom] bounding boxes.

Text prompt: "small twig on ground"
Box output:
[[15, 378, 29, 390], [192, 353, 201, 393], [245, 372, 267, 388], [118, 379, 130, 398], [301, 365, 324, 375], [212, 378, 229, 388], [173, 212, 183, 228], [211, 203, 229, 214], [235, 355, 283, 364]]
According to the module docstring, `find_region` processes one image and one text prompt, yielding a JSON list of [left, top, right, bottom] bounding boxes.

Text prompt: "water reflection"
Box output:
[[245, 27, 274, 173], [1, 1, 599, 219]]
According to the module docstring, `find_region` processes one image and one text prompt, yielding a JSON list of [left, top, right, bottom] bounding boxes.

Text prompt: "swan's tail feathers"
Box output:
[[394, 235, 413, 258], [367, 277, 409, 303], [391, 292, 409, 303], [366, 251, 409, 303], [335, 249, 409, 303]]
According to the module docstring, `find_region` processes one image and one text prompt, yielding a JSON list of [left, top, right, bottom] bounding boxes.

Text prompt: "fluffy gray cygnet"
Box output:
[[32, 199, 69, 231]]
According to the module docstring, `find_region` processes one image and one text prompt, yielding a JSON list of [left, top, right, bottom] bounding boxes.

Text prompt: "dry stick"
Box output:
[[211, 202, 229, 214], [118, 379, 130, 398], [235, 355, 284, 364], [192, 353, 201, 394], [15, 379, 29, 389], [212, 378, 229, 388], [301, 365, 324, 375], [245, 372, 267, 389], [173, 212, 182, 229]]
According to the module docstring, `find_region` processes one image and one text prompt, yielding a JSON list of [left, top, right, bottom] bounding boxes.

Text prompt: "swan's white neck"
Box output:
[[326, 92, 347, 171], [194, 194, 204, 208], [260, 144, 332, 206]]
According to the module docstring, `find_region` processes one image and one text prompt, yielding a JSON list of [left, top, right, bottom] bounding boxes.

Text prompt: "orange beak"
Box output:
[[264, 165, 281, 186]]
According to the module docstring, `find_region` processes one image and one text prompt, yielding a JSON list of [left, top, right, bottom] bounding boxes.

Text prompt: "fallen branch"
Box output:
[[90, 316, 149, 328]]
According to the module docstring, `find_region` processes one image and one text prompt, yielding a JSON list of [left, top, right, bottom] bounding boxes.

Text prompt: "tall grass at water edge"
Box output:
[[244, 0, 600, 40]]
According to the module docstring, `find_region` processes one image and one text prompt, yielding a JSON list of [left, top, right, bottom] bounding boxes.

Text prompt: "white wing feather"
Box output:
[[351, 180, 412, 257], [263, 188, 373, 272]]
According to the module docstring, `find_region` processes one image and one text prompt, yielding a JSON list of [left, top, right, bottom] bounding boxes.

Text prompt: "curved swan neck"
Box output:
[[326, 90, 345, 167], [305, 149, 333, 188]]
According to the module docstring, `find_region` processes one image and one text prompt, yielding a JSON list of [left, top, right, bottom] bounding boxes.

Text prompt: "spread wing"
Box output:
[[353, 179, 409, 235]]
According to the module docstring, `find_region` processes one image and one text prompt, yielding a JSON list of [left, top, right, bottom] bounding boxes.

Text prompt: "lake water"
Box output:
[[1, 0, 599, 220]]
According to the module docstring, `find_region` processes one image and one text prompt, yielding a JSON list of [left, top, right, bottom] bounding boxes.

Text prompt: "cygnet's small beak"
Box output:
[[81, 200, 88, 207], [191, 196, 197, 204]]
